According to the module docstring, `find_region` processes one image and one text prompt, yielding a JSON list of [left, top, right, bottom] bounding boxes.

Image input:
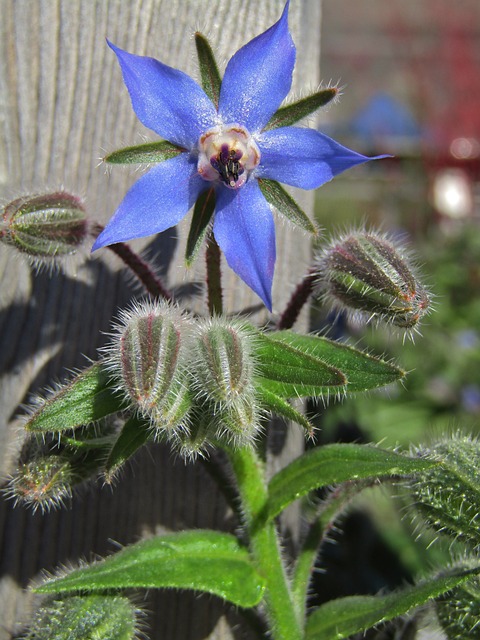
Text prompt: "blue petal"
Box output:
[[93, 153, 206, 250], [108, 40, 217, 149], [213, 181, 276, 310], [219, 2, 295, 133], [256, 127, 389, 189]]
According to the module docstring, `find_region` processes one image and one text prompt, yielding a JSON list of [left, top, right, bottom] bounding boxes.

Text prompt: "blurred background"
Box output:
[[309, 1, 480, 630]]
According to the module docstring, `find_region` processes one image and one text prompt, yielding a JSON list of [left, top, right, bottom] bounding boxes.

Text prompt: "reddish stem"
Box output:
[[206, 233, 223, 316], [276, 269, 316, 330], [92, 224, 172, 301]]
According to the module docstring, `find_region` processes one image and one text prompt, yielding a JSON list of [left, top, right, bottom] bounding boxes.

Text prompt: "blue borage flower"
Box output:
[[93, 2, 384, 310]]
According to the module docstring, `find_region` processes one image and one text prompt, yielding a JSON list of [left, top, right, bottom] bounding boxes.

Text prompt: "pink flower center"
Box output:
[[197, 125, 260, 189]]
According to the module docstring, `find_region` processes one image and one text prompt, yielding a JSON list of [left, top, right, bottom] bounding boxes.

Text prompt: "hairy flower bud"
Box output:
[[408, 434, 480, 548], [436, 571, 480, 639], [105, 301, 192, 433], [189, 318, 261, 448], [6, 455, 73, 512], [315, 230, 430, 331], [192, 318, 256, 407], [23, 594, 141, 640], [1, 192, 88, 260]]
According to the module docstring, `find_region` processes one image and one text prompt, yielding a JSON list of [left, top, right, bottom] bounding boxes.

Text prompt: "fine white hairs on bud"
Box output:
[[5, 455, 73, 512], [188, 318, 261, 448], [315, 229, 430, 334], [0, 192, 89, 266], [435, 561, 480, 639], [104, 300, 193, 437], [407, 433, 480, 549], [23, 594, 143, 640]]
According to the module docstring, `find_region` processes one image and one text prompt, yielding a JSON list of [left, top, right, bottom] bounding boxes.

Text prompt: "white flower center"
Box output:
[[197, 125, 260, 189]]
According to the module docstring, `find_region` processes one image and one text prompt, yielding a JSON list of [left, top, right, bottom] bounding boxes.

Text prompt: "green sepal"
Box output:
[[258, 179, 317, 235], [25, 363, 125, 433], [254, 332, 347, 398], [195, 32, 222, 108], [36, 530, 266, 608], [305, 567, 480, 640], [104, 140, 184, 165], [270, 331, 405, 392], [185, 188, 215, 266], [104, 414, 153, 482], [265, 443, 437, 522], [264, 87, 338, 130], [257, 382, 315, 436]]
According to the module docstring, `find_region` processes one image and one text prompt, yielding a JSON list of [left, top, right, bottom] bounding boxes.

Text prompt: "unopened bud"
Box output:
[[6, 455, 73, 512], [436, 569, 480, 639], [408, 434, 480, 548], [192, 318, 256, 407], [1, 192, 88, 259], [216, 397, 261, 447], [315, 230, 430, 330], [24, 594, 140, 640], [105, 301, 191, 432]]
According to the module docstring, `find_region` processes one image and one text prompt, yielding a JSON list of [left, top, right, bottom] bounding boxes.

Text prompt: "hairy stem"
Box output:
[[91, 224, 172, 300], [228, 446, 303, 640], [277, 269, 316, 330], [206, 233, 223, 315]]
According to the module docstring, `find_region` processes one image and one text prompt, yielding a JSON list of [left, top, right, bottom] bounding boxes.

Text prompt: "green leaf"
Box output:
[[305, 569, 480, 640], [104, 140, 184, 164], [255, 332, 347, 398], [25, 363, 124, 433], [36, 530, 266, 608], [195, 32, 222, 108], [258, 179, 317, 234], [265, 443, 437, 521], [271, 331, 405, 392], [257, 382, 315, 435], [185, 188, 215, 266], [104, 414, 153, 481], [264, 88, 338, 130]]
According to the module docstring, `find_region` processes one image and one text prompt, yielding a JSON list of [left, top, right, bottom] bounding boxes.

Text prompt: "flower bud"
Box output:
[[192, 318, 256, 407], [436, 571, 480, 639], [6, 455, 73, 512], [315, 230, 430, 330], [408, 434, 480, 548], [1, 192, 88, 259], [105, 301, 192, 432], [23, 594, 141, 640], [215, 397, 261, 447]]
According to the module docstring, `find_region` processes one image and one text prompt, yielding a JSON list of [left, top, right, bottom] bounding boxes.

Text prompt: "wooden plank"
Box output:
[[0, 1, 321, 637]]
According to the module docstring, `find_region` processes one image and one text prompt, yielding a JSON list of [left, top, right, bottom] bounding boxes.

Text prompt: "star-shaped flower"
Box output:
[[93, 2, 384, 310]]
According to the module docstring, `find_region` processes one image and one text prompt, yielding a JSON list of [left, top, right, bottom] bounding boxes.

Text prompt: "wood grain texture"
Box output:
[[0, 1, 321, 637]]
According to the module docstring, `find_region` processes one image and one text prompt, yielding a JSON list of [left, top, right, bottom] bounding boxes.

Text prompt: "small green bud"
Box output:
[[1, 192, 88, 260], [315, 230, 430, 331], [105, 300, 192, 433], [192, 318, 256, 407], [215, 397, 261, 447], [6, 455, 73, 512], [188, 318, 261, 449], [436, 572, 480, 639], [23, 594, 141, 640], [408, 434, 480, 548]]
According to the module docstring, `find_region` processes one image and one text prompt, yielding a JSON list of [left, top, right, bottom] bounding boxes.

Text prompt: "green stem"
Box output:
[[228, 446, 303, 640]]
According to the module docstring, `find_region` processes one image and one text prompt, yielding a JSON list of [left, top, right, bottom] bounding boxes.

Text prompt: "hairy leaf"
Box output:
[[265, 443, 437, 521], [25, 363, 124, 433], [305, 569, 480, 639], [36, 530, 266, 608]]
